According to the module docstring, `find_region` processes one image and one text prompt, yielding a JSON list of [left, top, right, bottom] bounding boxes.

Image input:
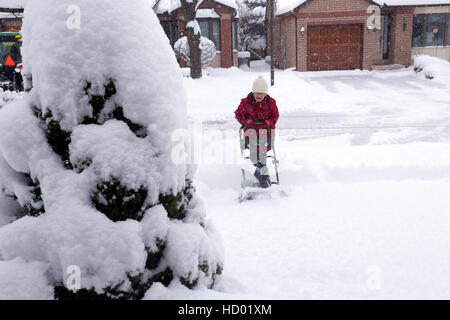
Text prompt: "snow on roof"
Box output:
[[381, 0, 450, 5], [0, 0, 25, 19], [0, 12, 22, 19], [275, 0, 303, 16], [150, 0, 237, 14], [0, 0, 26, 9], [196, 8, 221, 18], [276, 0, 450, 16]]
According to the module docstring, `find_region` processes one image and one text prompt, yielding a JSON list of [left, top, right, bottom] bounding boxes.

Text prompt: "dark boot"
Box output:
[[254, 165, 271, 189]]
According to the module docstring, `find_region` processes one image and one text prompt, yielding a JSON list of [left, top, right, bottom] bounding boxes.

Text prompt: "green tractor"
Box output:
[[0, 30, 23, 92]]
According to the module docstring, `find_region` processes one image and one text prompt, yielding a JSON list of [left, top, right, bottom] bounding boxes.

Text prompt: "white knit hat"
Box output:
[[252, 75, 268, 94]]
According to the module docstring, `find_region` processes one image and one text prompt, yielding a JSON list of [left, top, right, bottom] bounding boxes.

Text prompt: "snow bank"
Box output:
[[0, 90, 22, 109], [413, 54, 450, 81]]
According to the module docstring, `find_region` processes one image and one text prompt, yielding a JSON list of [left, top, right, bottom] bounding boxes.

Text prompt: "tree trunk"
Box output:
[[181, 0, 202, 79]]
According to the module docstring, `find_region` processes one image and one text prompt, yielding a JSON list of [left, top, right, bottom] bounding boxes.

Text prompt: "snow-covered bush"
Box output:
[[413, 54, 450, 80], [0, 0, 223, 300], [174, 36, 216, 69]]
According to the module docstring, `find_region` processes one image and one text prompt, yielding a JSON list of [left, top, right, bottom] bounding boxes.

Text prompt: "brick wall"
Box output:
[[0, 19, 22, 32], [389, 8, 414, 67], [273, 15, 297, 69]]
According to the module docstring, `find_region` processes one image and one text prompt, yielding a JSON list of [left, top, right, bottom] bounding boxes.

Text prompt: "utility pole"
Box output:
[[269, 0, 275, 86]]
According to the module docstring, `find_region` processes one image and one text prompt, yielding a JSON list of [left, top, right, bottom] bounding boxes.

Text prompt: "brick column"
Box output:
[[297, 17, 308, 71], [220, 13, 232, 68], [363, 20, 374, 70], [390, 8, 414, 66]]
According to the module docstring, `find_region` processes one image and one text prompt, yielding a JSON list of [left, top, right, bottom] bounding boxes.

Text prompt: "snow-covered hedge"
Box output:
[[174, 36, 216, 69], [0, 0, 223, 300], [413, 54, 450, 80]]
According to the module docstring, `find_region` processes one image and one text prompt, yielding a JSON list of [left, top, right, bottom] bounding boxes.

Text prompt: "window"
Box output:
[[232, 20, 238, 50], [198, 19, 221, 51], [412, 14, 425, 47], [447, 14, 450, 46], [412, 13, 450, 47], [426, 13, 446, 46], [160, 21, 178, 47]]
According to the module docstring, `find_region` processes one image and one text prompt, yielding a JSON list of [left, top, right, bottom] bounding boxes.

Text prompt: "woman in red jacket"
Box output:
[[235, 76, 279, 188]]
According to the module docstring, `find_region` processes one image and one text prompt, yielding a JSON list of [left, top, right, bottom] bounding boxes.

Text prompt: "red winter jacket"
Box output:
[[234, 93, 279, 131]]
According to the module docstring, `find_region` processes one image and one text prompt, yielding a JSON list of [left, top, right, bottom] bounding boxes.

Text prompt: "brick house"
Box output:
[[268, 0, 450, 71], [0, 5, 24, 32], [151, 0, 239, 68]]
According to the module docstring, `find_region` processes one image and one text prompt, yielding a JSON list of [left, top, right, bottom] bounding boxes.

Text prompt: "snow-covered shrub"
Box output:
[[0, 0, 223, 300], [174, 36, 216, 69], [413, 54, 450, 80]]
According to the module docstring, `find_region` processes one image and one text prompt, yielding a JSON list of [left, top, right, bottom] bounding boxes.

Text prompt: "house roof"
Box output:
[[150, 0, 237, 15], [0, 0, 26, 9], [381, 0, 450, 5], [0, 0, 26, 19], [276, 0, 450, 16]]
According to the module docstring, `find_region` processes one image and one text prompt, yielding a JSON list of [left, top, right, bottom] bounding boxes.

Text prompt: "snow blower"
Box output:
[[238, 126, 287, 202]]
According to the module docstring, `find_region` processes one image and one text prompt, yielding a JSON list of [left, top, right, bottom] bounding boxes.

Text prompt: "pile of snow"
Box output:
[[413, 54, 450, 80], [0, 0, 223, 299], [0, 89, 22, 109]]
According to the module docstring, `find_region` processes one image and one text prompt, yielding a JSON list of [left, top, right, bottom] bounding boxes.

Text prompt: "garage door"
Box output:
[[307, 24, 363, 71]]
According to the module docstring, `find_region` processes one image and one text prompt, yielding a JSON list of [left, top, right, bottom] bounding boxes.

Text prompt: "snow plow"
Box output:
[[239, 126, 287, 202], [0, 30, 23, 92]]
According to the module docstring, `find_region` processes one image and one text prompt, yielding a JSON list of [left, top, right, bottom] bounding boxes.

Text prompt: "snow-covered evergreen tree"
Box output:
[[0, 0, 223, 300], [174, 36, 216, 69], [237, 0, 267, 52]]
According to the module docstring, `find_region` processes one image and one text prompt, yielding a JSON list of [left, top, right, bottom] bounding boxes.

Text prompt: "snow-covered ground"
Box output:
[[146, 60, 450, 299]]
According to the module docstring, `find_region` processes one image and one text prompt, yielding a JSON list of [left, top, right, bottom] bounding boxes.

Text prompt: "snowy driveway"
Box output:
[[168, 63, 450, 299]]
